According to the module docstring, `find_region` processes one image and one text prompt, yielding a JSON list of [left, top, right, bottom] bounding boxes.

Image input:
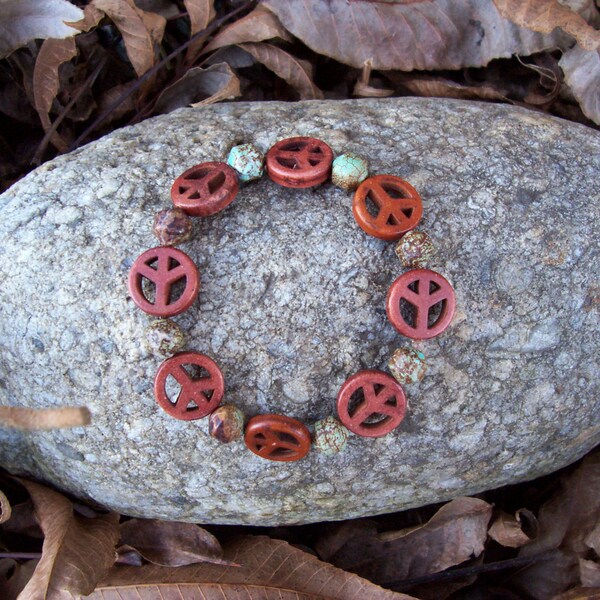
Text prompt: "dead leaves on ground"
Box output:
[[1, 0, 599, 190], [0, 451, 599, 598]]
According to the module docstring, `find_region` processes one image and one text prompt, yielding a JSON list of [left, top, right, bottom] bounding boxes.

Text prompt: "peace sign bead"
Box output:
[[266, 137, 333, 188], [128, 247, 200, 317], [352, 175, 423, 241], [336, 370, 407, 438], [386, 269, 456, 340], [171, 162, 239, 217], [154, 352, 224, 420], [244, 414, 311, 461]]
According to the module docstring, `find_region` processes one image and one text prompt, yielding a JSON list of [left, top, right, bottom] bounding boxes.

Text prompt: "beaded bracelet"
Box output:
[[127, 137, 456, 462]]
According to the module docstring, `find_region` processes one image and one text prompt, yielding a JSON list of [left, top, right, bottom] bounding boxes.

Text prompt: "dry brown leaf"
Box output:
[[560, 45, 600, 124], [585, 519, 600, 555], [0, 406, 90, 430], [552, 588, 600, 600], [521, 450, 600, 557], [65, 3, 104, 32], [0, 500, 42, 538], [32, 37, 77, 153], [0, 489, 11, 525], [353, 60, 394, 97], [389, 72, 510, 101], [18, 479, 120, 600], [91, 0, 165, 76], [119, 518, 228, 567], [262, 0, 576, 71], [580, 558, 600, 587], [488, 510, 535, 548], [183, 0, 215, 35], [97, 81, 138, 124], [82, 535, 416, 600], [0, 0, 83, 59], [316, 497, 493, 586], [239, 42, 323, 100], [154, 62, 240, 113], [203, 5, 291, 54], [0, 559, 38, 600], [493, 0, 600, 51]]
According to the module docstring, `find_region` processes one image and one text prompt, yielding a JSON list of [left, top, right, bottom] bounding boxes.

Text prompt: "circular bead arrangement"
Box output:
[[128, 136, 457, 461]]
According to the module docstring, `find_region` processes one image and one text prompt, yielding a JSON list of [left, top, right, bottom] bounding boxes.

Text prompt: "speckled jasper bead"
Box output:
[[331, 152, 369, 191], [395, 230, 436, 268], [313, 416, 349, 455], [227, 143, 264, 183], [388, 347, 427, 385], [153, 208, 193, 246], [209, 404, 245, 444], [144, 319, 186, 357]]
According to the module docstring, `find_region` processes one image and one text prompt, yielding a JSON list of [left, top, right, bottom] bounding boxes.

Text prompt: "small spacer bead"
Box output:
[[153, 208, 193, 246], [388, 347, 427, 385], [331, 152, 369, 191], [209, 404, 245, 443], [313, 416, 349, 455], [144, 319, 186, 357], [395, 231, 436, 268], [227, 143, 264, 183]]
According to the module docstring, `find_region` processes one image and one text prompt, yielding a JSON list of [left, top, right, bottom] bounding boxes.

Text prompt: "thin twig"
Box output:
[[32, 56, 107, 166], [68, 0, 256, 152], [0, 552, 42, 560], [388, 550, 557, 590]]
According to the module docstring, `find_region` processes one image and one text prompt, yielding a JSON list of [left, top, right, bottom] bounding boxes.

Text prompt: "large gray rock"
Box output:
[[0, 98, 598, 525]]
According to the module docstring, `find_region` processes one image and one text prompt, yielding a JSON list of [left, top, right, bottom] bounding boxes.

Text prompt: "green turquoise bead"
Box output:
[[388, 347, 427, 385], [331, 152, 369, 191], [227, 143, 264, 183], [313, 416, 349, 455]]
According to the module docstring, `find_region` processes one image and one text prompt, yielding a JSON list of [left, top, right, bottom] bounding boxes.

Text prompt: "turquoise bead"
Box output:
[[331, 152, 369, 191], [227, 143, 264, 183], [388, 347, 427, 385], [313, 416, 349, 455]]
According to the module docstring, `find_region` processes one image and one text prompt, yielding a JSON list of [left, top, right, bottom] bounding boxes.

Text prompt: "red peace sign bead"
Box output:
[[245, 414, 311, 462], [171, 162, 239, 217], [266, 136, 333, 188], [387, 269, 456, 340], [336, 370, 407, 438], [128, 247, 199, 317], [154, 352, 224, 421], [353, 175, 423, 241]]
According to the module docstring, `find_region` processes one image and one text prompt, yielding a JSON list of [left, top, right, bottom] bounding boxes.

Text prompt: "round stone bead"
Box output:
[[227, 143, 264, 183], [313, 416, 349, 455], [209, 404, 245, 444], [395, 230, 436, 268], [388, 347, 427, 385], [144, 319, 186, 357], [153, 208, 193, 246], [331, 152, 369, 191]]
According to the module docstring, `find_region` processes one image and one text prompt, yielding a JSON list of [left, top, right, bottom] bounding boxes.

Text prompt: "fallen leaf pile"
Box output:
[[0, 449, 598, 598], [0, 0, 598, 191]]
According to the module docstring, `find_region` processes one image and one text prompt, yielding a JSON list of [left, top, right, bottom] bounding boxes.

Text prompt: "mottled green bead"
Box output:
[[313, 416, 349, 455], [331, 152, 369, 191], [395, 231, 436, 268], [227, 143, 264, 182], [144, 319, 186, 357], [388, 347, 427, 385], [209, 404, 245, 443]]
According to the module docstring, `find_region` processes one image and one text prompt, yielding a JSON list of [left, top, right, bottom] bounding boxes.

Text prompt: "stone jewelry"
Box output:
[[127, 136, 456, 461]]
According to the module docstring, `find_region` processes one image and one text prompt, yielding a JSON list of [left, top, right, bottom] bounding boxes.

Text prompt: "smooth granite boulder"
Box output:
[[0, 99, 598, 525]]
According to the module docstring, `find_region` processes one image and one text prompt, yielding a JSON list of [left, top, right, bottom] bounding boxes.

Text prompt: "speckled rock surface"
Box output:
[[0, 98, 598, 525]]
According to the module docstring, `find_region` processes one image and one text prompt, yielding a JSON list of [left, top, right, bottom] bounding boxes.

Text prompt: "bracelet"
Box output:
[[127, 137, 456, 462]]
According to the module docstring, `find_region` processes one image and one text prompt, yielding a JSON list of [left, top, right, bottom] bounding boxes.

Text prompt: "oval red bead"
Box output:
[[265, 136, 333, 188], [128, 246, 199, 317], [387, 268, 456, 340], [171, 162, 239, 217], [352, 175, 423, 241], [154, 351, 224, 421], [245, 414, 311, 461], [336, 369, 407, 438]]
